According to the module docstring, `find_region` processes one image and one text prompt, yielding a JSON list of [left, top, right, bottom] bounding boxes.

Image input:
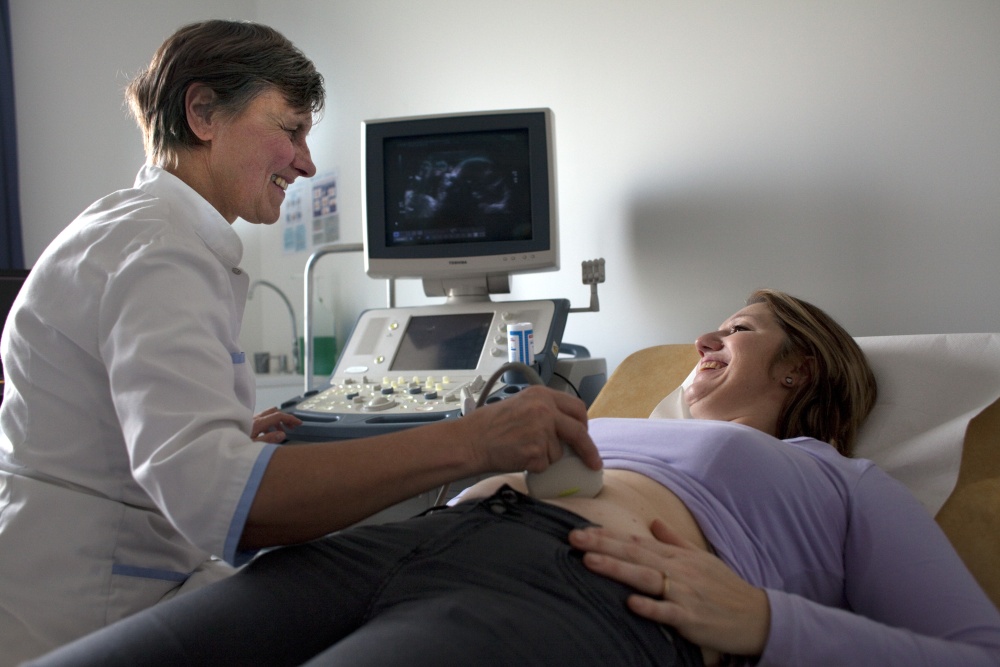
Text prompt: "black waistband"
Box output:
[[428, 485, 595, 538]]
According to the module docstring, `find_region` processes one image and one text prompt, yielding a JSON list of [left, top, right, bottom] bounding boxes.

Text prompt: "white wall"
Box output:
[[12, 1, 1000, 376]]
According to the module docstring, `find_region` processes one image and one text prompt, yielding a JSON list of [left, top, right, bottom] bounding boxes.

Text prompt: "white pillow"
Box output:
[[853, 333, 1000, 514], [650, 333, 1000, 515]]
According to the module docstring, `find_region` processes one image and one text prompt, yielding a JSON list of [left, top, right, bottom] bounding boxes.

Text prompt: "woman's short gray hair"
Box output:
[[125, 20, 325, 168]]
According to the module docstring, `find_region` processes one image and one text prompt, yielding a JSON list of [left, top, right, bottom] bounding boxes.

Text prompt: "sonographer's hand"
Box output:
[[466, 385, 601, 474], [251, 407, 303, 443]]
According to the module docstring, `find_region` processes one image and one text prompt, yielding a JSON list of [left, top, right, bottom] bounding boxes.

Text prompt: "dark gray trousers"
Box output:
[[28, 487, 702, 667]]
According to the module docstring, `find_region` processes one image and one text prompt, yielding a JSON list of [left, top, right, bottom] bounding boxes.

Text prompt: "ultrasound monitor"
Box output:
[[363, 108, 558, 301]]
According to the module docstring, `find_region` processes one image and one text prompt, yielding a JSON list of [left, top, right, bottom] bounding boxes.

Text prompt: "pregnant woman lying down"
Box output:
[[27, 290, 1000, 666]]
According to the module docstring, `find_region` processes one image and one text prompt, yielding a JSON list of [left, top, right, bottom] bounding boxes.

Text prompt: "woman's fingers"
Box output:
[[251, 409, 303, 442], [569, 527, 670, 596]]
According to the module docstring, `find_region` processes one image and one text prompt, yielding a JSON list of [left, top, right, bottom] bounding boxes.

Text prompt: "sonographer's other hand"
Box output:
[[251, 407, 303, 443], [466, 385, 601, 474]]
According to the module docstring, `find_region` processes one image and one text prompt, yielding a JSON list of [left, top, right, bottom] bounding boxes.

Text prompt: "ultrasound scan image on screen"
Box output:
[[384, 129, 533, 247], [390, 312, 494, 371]]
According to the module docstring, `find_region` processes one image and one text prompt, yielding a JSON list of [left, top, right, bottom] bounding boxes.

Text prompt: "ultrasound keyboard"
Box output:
[[282, 298, 570, 442]]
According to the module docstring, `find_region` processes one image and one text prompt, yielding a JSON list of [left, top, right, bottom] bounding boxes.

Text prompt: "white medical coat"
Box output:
[[0, 165, 276, 664]]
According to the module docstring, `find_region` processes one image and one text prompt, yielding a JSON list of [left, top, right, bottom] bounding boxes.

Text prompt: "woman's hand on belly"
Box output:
[[568, 518, 770, 663]]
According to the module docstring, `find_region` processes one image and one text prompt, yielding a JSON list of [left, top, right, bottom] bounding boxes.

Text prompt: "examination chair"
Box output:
[[588, 334, 1000, 610]]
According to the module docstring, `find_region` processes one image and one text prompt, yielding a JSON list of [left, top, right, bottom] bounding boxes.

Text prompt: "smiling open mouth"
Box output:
[[700, 360, 727, 371], [271, 174, 289, 191]]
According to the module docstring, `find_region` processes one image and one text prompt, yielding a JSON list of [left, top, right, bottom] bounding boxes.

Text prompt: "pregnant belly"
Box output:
[[459, 469, 710, 552]]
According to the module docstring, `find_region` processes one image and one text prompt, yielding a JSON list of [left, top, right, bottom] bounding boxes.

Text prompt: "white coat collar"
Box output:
[[133, 164, 244, 268]]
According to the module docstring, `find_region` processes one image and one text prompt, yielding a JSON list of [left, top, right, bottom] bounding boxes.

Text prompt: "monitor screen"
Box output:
[[363, 109, 558, 300], [389, 312, 494, 371]]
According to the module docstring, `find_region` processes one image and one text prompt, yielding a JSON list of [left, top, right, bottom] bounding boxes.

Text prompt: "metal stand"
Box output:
[[302, 243, 364, 393], [568, 258, 606, 314]]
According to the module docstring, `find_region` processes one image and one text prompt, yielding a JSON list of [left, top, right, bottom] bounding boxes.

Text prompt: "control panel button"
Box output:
[[363, 396, 397, 412]]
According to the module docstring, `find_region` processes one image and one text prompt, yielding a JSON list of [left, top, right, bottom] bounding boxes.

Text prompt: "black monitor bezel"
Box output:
[[363, 109, 555, 268]]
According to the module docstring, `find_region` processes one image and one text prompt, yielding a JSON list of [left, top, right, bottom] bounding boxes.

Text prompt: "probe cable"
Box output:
[[432, 361, 544, 505]]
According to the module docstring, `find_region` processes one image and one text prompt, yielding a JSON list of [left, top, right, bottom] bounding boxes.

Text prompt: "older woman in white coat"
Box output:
[[0, 20, 598, 665]]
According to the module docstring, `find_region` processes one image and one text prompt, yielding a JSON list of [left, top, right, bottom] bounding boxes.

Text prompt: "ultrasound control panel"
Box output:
[[283, 298, 570, 442]]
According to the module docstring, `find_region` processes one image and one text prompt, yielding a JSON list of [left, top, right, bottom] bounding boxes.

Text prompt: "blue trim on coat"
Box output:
[[224, 443, 277, 566], [111, 564, 188, 583]]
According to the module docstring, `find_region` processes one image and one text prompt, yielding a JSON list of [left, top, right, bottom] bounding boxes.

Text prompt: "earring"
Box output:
[[784, 377, 794, 386]]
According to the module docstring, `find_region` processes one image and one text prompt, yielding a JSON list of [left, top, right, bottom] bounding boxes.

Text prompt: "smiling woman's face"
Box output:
[[199, 88, 316, 225], [685, 302, 805, 436]]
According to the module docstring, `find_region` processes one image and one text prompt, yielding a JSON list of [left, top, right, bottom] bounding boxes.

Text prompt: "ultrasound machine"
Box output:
[[278, 109, 608, 479]]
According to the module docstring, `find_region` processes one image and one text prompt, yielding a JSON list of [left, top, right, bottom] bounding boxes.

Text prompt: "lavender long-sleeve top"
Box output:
[[594, 417, 1000, 666]]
